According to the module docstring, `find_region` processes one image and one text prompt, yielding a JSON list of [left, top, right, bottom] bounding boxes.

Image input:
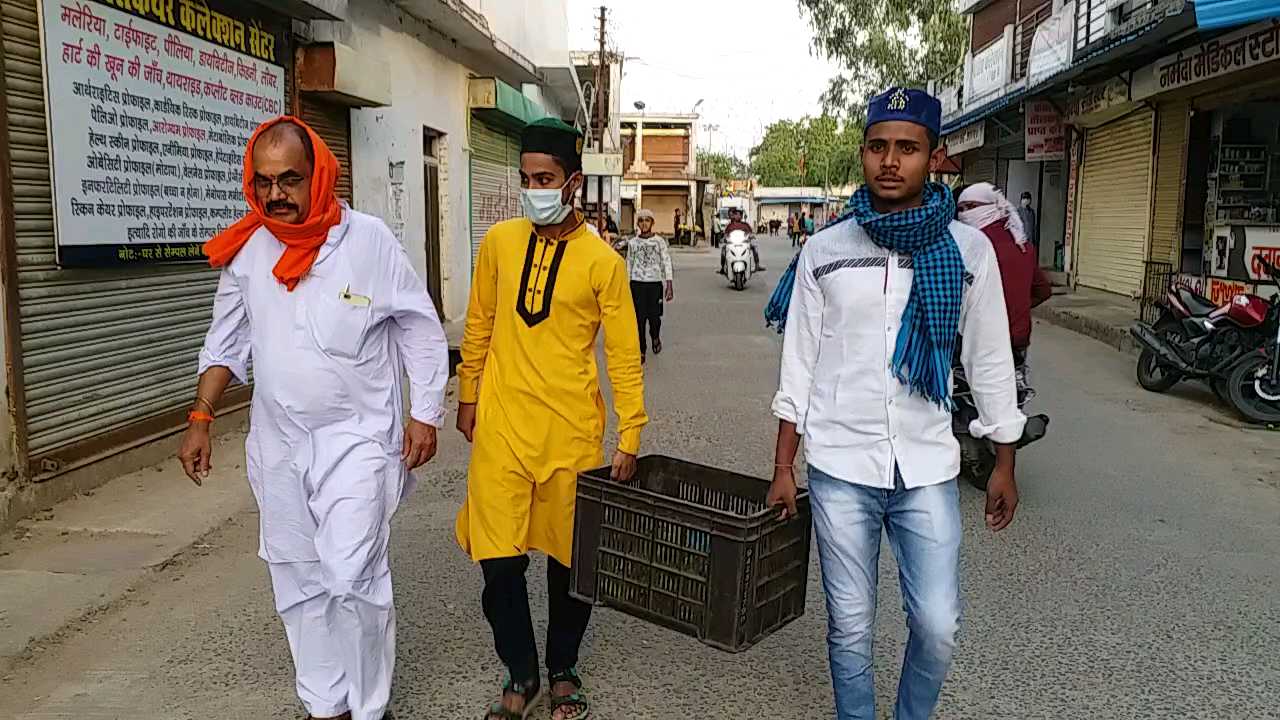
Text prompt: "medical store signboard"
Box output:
[[40, 0, 287, 266], [1132, 18, 1280, 101]]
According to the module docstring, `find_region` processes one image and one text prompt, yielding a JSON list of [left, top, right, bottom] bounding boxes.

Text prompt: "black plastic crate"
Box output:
[[570, 455, 811, 653]]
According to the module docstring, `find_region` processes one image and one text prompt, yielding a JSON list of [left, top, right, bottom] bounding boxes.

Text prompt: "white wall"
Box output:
[[343, 0, 473, 320], [472, 0, 570, 69]]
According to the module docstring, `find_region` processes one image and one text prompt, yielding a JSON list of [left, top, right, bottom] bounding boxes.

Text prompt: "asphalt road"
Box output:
[[1, 236, 1277, 719]]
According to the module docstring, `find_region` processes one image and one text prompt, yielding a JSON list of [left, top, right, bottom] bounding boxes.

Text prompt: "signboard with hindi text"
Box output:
[[1024, 101, 1064, 162], [1132, 19, 1280, 101], [40, 0, 287, 266]]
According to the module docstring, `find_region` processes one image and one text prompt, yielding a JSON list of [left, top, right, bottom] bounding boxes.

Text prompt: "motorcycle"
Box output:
[[1225, 257, 1280, 424], [724, 229, 754, 291], [1129, 271, 1277, 401], [952, 347, 1049, 491]]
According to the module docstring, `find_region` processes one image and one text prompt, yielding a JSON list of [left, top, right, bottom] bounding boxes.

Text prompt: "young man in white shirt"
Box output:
[[767, 88, 1026, 720]]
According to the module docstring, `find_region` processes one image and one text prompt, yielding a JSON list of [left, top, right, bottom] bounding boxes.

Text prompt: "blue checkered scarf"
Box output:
[[764, 251, 800, 333], [844, 182, 964, 407]]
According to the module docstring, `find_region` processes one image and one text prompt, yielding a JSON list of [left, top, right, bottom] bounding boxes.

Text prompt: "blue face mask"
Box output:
[[521, 177, 576, 225]]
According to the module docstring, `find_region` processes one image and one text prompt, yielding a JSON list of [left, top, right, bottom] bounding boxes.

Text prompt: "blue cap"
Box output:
[[865, 87, 942, 138]]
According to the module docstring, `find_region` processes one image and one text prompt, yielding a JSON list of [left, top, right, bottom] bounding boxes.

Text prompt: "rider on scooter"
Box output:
[[719, 207, 765, 274]]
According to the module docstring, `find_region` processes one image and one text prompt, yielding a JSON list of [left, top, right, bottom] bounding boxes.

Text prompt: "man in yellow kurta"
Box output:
[[455, 117, 647, 720]]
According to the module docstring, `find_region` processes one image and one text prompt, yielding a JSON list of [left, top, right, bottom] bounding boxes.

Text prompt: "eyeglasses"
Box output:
[[253, 173, 307, 194]]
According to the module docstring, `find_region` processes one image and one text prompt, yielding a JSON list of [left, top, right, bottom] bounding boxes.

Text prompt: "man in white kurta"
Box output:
[[180, 118, 448, 720]]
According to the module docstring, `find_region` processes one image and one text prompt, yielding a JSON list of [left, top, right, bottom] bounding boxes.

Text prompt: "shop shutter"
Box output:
[[1075, 109, 1155, 296], [1149, 102, 1189, 266], [962, 150, 997, 186], [299, 94, 352, 202], [469, 119, 520, 266], [0, 0, 284, 465]]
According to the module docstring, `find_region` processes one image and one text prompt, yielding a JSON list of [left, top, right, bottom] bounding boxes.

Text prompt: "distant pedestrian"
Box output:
[[788, 214, 798, 246], [620, 208, 674, 363], [1016, 191, 1039, 249], [673, 208, 682, 242], [804, 212, 815, 238], [180, 116, 450, 720], [768, 87, 1024, 720]]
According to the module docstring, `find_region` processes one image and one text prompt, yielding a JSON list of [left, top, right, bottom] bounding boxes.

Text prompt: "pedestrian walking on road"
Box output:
[[620, 208, 674, 363], [957, 182, 1053, 384], [455, 117, 648, 720], [179, 117, 450, 720], [788, 213, 798, 246], [767, 87, 1026, 720]]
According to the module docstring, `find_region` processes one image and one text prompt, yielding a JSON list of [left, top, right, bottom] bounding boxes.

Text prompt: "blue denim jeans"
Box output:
[[808, 465, 962, 720]]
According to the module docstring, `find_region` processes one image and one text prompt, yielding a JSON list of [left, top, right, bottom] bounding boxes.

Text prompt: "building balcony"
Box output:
[[1013, 1, 1054, 82]]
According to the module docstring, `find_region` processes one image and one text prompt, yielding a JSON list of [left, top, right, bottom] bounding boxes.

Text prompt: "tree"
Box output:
[[749, 115, 863, 188], [696, 150, 748, 183], [799, 0, 967, 120]]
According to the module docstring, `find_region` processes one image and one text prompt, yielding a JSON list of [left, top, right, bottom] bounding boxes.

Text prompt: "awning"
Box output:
[[468, 77, 548, 131], [1194, 0, 1280, 29]]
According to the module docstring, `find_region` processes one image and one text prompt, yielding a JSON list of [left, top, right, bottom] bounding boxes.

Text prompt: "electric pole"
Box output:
[[593, 5, 607, 230]]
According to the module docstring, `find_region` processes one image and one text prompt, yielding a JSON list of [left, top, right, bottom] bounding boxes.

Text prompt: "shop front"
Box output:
[[1133, 18, 1280, 304], [1066, 76, 1153, 297], [467, 77, 547, 267], [0, 0, 328, 479]]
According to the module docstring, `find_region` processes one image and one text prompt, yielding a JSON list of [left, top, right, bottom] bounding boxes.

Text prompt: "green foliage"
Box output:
[[749, 115, 863, 188], [799, 0, 967, 120], [697, 150, 749, 182]]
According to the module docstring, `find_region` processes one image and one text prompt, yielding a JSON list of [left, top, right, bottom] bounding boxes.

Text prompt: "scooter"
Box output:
[[724, 229, 754, 291], [952, 346, 1049, 491]]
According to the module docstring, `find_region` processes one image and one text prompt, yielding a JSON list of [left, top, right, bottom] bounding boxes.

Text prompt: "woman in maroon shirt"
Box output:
[[956, 183, 1052, 366]]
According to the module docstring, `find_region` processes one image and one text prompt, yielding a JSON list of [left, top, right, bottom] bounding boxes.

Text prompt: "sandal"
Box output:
[[548, 667, 590, 720], [483, 675, 542, 720]]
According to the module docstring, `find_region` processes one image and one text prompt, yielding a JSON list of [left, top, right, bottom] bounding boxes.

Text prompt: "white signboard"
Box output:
[[944, 122, 986, 156], [1027, 1, 1074, 87], [1133, 19, 1280, 100], [966, 35, 1010, 109], [938, 82, 961, 121], [42, 0, 285, 266], [1025, 101, 1065, 162], [1067, 76, 1132, 125], [583, 152, 623, 176], [1245, 227, 1280, 282]]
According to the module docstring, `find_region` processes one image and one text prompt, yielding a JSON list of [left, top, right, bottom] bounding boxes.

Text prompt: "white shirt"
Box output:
[[198, 206, 449, 561], [623, 233, 674, 282], [772, 218, 1026, 489]]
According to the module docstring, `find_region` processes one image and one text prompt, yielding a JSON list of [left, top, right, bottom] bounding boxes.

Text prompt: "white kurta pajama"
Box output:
[[198, 206, 448, 720]]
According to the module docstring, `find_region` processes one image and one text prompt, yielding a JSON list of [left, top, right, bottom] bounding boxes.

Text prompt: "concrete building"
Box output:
[[0, 0, 578, 529], [621, 113, 711, 241], [753, 187, 840, 226], [936, 0, 1280, 316]]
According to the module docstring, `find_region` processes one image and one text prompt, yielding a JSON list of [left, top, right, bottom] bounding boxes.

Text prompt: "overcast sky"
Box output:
[[567, 0, 841, 159]]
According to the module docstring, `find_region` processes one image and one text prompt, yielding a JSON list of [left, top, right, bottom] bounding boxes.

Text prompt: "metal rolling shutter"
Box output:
[[469, 119, 520, 266], [962, 149, 997, 186], [2, 0, 224, 458], [1075, 110, 1154, 296], [299, 95, 352, 202], [1149, 102, 1189, 266]]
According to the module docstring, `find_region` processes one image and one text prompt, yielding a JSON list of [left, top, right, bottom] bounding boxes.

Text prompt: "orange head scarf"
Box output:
[[203, 116, 343, 291]]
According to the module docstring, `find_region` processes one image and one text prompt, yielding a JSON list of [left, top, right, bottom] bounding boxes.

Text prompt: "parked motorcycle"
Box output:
[[952, 348, 1049, 491], [724, 229, 754, 291], [1225, 257, 1280, 424], [1129, 271, 1278, 401]]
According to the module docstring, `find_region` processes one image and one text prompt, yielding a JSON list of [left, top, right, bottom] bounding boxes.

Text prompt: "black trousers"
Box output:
[[481, 555, 592, 686], [630, 280, 663, 354]]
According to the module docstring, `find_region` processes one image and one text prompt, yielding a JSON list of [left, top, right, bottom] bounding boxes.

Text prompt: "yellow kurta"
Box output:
[[455, 214, 647, 567]]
